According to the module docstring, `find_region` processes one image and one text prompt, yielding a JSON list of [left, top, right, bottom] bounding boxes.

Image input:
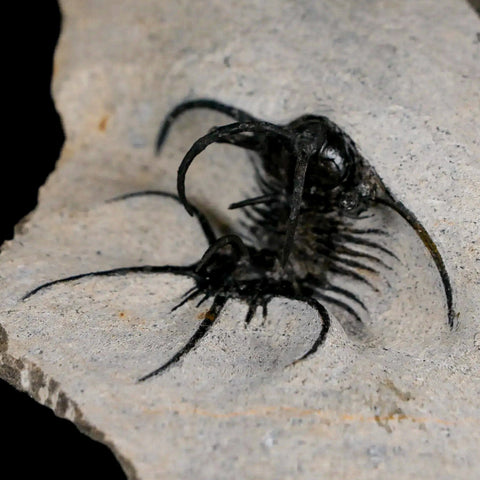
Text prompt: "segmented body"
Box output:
[[23, 99, 454, 381], [174, 108, 395, 327]]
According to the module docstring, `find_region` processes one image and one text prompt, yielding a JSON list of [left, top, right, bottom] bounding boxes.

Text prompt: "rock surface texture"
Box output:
[[1, 1, 479, 479]]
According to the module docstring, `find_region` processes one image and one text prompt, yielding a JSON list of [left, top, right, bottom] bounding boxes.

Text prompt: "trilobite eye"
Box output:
[[305, 146, 348, 191], [322, 146, 347, 176]]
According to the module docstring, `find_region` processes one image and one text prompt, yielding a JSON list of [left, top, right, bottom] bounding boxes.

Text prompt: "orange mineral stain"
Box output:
[[143, 403, 463, 428], [98, 114, 109, 132], [197, 311, 216, 321]]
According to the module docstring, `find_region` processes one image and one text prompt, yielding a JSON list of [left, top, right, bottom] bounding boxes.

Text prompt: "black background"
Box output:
[[1, 2, 126, 478]]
